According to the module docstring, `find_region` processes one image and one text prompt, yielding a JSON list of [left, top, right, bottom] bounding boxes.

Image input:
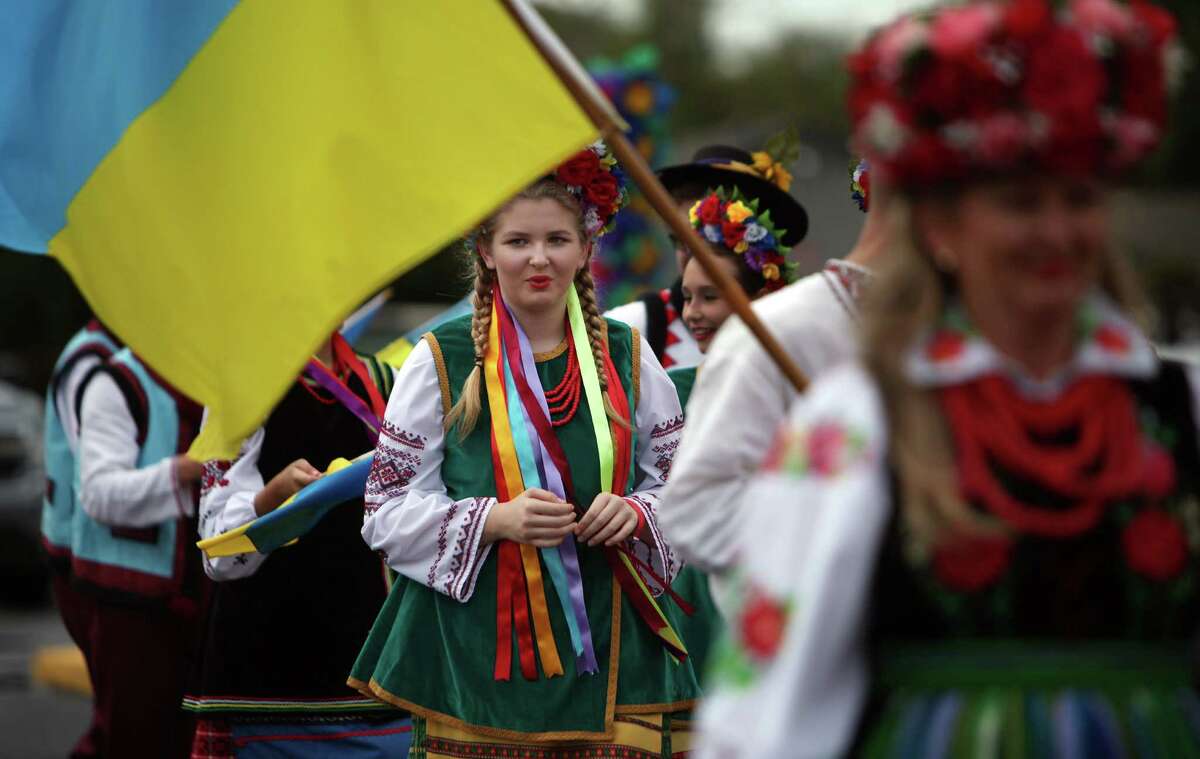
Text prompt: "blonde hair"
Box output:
[[860, 195, 1147, 544], [444, 180, 630, 440]]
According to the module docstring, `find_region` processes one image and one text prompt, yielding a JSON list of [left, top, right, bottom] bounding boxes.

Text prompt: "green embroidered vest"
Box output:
[[351, 315, 699, 740]]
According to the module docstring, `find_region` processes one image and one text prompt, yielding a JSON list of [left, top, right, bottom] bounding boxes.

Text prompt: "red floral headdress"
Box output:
[[848, 0, 1182, 188], [552, 140, 629, 238]]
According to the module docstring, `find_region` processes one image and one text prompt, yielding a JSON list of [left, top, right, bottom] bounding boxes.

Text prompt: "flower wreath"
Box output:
[[850, 158, 871, 213], [849, 0, 1182, 188], [688, 186, 797, 293], [553, 140, 630, 238]]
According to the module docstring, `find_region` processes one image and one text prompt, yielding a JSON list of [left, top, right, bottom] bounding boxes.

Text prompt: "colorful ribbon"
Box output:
[[486, 284, 688, 682]]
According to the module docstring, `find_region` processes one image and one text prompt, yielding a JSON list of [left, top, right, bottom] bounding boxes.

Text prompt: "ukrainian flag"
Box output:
[[1, 0, 597, 459]]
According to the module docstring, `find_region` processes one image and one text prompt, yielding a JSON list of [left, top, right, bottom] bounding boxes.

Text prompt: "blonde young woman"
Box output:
[[350, 144, 700, 756], [696, 2, 1198, 757]]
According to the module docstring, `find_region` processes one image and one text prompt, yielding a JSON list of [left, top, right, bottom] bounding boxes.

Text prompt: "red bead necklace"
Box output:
[[939, 375, 1148, 538], [544, 338, 582, 427]]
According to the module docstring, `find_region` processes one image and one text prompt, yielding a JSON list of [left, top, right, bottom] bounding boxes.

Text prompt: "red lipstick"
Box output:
[[528, 275, 552, 290]]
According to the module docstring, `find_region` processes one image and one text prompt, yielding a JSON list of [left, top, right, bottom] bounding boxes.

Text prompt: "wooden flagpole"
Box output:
[[501, 0, 810, 394]]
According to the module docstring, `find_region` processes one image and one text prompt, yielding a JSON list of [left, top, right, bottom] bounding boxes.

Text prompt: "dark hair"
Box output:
[[690, 243, 768, 298]]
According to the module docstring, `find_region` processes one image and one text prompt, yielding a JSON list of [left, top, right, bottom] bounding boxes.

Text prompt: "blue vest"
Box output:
[[41, 323, 120, 566], [70, 349, 203, 600]]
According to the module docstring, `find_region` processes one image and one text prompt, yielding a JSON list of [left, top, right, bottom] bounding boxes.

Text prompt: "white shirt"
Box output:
[[196, 423, 271, 581], [606, 293, 704, 371], [658, 261, 870, 572], [78, 372, 193, 529], [53, 353, 105, 455], [361, 334, 685, 602]]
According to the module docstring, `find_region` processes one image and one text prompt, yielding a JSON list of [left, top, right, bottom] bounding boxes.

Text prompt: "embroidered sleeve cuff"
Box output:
[[428, 497, 497, 603], [624, 493, 677, 596]]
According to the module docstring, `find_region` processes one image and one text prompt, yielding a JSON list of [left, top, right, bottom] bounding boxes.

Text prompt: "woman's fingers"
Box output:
[[603, 517, 637, 546], [576, 496, 621, 543], [587, 507, 632, 546]]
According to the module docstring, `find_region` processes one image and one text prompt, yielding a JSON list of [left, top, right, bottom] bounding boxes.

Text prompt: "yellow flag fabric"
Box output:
[[48, 0, 596, 459]]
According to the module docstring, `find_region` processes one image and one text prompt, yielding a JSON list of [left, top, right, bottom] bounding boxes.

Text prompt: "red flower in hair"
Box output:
[[1043, 109, 1106, 174], [721, 220, 746, 248], [933, 535, 1012, 592], [697, 194, 724, 225], [1004, 0, 1053, 41], [556, 150, 601, 187], [1132, 0, 1177, 45], [1123, 49, 1168, 125], [584, 172, 620, 209], [1123, 508, 1187, 581], [929, 3, 1000, 61], [910, 58, 1001, 121], [1023, 27, 1107, 119]]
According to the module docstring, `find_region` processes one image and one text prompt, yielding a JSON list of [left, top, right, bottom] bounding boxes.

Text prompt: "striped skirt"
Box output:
[[862, 640, 1200, 758]]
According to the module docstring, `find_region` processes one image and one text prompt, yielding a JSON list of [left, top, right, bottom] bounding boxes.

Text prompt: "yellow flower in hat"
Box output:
[[688, 200, 700, 225], [734, 240, 749, 253], [752, 151, 794, 192], [762, 262, 781, 281], [725, 200, 754, 223]]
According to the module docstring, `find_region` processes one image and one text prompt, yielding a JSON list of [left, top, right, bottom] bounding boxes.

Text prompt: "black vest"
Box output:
[[196, 374, 386, 707]]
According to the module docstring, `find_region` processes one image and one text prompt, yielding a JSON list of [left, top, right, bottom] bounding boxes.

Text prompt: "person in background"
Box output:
[[40, 318, 121, 759], [187, 332, 409, 759], [659, 156, 887, 581], [696, 1, 1194, 755], [74, 346, 205, 758], [667, 183, 802, 683], [605, 143, 808, 372]]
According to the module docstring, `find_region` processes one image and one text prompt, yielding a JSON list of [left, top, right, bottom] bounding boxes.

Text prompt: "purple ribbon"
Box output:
[[303, 359, 382, 436]]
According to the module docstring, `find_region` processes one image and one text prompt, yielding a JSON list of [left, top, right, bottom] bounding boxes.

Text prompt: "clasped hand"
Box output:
[[483, 488, 638, 548]]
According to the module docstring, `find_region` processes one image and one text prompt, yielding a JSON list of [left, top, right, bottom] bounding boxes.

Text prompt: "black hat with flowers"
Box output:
[[656, 139, 809, 246]]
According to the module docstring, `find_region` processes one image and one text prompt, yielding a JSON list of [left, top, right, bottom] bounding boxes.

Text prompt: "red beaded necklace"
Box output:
[[939, 375, 1148, 538], [544, 338, 582, 427]]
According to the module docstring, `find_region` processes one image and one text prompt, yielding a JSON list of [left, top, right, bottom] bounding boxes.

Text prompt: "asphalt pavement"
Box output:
[[0, 603, 91, 759]]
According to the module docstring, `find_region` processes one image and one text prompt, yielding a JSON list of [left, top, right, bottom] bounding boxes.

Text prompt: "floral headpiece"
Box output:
[[850, 158, 871, 212], [553, 140, 630, 238], [849, 0, 1182, 188], [688, 187, 797, 294]]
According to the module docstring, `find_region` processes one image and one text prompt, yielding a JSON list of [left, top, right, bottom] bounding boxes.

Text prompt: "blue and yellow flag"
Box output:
[[1, 0, 597, 458]]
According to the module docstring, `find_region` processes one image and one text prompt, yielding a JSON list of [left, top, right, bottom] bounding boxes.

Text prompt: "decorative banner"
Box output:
[[586, 45, 677, 308]]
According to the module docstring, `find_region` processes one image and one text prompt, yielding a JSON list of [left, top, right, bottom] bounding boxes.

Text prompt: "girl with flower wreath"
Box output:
[[349, 142, 700, 756], [658, 184, 803, 685], [694, 1, 1200, 757]]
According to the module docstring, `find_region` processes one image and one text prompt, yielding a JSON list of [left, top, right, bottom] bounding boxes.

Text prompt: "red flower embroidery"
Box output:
[[927, 331, 966, 362], [1094, 323, 1130, 354], [932, 535, 1012, 592], [1142, 442, 1177, 501], [740, 589, 789, 660], [1123, 508, 1187, 581], [808, 423, 847, 477]]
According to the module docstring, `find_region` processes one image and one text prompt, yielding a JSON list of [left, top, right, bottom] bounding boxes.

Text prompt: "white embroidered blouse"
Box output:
[[694, 296, 1200, 759], [360, 333, 685, 603]]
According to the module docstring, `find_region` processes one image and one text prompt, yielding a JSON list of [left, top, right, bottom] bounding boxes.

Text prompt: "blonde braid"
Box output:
[[445, 259, 494, 439], [574, 266, 630, 429]]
